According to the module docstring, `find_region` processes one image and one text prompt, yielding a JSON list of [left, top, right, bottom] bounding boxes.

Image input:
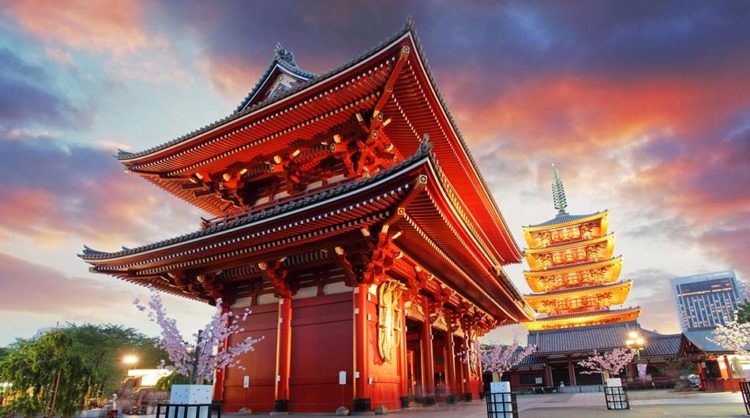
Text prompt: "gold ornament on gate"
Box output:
[[377, 280, 404, 363]]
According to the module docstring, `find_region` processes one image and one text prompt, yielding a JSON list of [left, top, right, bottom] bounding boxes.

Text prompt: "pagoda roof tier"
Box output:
[[524, 256, 623, 293], [523, 211, 608, 250], [524, 233, 616, 271], [81, 146, 532, 323], [112, 21, 521, 265], [524, 211, 606, 230], [524, 280, 633, 315], [524, 307, 641, 331]]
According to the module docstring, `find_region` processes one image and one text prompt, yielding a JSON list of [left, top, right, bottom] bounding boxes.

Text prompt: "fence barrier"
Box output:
[[484, 391, 519, 418], [604, 386, 629, 410]]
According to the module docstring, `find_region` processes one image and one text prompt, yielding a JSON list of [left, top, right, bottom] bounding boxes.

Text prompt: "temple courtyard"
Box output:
[[256, 390, 745, 417]]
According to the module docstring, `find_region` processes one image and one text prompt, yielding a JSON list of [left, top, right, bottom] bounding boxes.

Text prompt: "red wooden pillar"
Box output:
[[274, 297, 292, 412], [398, 298, 409, 408], [697, 360, 706, 391], [421, 299, 436, 403], [444, 332, 457, 403], [213, 305, 230, 402], [544, 364, 552, 386], [567, 358, 576, 386], [461, 339, 472, 400], [353, 285, 371, 412]]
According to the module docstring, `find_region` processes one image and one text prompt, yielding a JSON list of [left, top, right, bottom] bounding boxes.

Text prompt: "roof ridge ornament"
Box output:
[[274, 42, 296, 64], [551, 163, 568, 216]]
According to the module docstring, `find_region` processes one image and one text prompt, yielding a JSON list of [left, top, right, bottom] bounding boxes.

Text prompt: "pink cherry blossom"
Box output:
[[135, 285, 263, 384], [478, 336, 537, 379], [577, 347, 635, 377], [711, 319, 750, 355]]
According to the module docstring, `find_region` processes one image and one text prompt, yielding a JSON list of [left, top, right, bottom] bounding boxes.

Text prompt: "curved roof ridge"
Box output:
[[81, 141, 432, 261], [116, 20, 414, 162], [526, 210, 604, 228], [233, 42, 317, 114], [525, 279, 632, 298]]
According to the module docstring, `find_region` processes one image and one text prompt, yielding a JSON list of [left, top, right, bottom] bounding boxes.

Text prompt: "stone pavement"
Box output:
[[244, 390, 747, 417]]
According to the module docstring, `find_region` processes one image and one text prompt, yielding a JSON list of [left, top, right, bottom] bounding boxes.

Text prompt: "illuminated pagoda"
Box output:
[[501, 165, 655, 390], [522, 165, 640, 331], [80, 21, 534, 414]]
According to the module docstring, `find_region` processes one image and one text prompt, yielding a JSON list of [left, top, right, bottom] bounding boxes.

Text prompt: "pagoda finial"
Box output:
[[551, 163, 568, 215]]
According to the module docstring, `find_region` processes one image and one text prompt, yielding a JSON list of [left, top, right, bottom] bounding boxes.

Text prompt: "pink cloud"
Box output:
[[6, 0, 149, 55], [0, 252, 116, 313]]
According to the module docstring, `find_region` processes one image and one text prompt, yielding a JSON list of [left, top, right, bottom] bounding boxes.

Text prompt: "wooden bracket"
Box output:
[[259, 258, 293, 299]]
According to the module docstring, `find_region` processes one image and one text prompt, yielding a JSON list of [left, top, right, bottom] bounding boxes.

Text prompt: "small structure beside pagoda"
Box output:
[[79, 21, 534, 414]]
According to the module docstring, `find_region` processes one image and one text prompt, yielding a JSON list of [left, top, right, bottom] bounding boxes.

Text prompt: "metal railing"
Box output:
[[740, 381, 750, 415], [604, 386, 630, 410], [156, 403, 222, 418], [485, 391, 519, 418]]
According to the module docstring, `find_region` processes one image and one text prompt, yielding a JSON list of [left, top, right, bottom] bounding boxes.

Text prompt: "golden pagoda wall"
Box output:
[[522, 212, 638, 330]]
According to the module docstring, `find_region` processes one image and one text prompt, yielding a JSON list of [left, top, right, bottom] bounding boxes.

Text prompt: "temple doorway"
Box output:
[[406, 318, 423, 400], [550, 363, 572, 386]]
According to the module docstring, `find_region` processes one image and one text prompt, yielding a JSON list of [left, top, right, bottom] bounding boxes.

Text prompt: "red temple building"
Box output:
[[80, 22, 534, 413]]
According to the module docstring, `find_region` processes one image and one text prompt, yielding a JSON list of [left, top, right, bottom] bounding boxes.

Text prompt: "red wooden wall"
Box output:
[[223, 303, 278, 412], [289, 293, 354, 413]]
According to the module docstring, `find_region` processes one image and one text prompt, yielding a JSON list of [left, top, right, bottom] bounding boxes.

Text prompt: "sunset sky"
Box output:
[[1, 0, 749, 346]]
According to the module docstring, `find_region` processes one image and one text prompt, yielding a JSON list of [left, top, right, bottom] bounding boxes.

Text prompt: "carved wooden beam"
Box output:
[[258, 258, 293, 299]]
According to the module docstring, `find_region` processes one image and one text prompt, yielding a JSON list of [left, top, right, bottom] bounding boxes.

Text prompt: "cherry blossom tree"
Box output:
[[134, 285, 263, 384], [456, 341, 480, 368], [577, 348, 635, 381], [479, 337, 537, 381], [711, 319, 750, 356]]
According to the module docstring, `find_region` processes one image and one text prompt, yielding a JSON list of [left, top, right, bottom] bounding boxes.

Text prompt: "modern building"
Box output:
[[672, 271, 746, 332], [671, 271, 748, 391], [79, 21, 535, 414]]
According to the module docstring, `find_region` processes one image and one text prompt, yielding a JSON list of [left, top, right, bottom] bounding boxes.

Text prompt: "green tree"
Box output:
[[736, 301, 750, 324], [0, 330, 92, 417], [65, 324, 165, 398], [0, 324, 166, 418]]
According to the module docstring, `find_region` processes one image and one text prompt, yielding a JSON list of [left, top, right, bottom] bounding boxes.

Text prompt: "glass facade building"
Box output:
[[671, 271, 746, 331]]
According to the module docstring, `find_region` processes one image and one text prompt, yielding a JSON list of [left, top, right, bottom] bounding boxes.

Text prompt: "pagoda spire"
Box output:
[[551, 163, 568, 215]]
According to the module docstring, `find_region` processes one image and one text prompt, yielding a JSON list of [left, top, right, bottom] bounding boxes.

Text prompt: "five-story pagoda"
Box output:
[[522, 165, 640, 331]]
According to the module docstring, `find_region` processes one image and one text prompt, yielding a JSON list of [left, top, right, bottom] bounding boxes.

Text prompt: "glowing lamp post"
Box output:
[[123, 355, 139, 367], [625, 331, 646, 359]]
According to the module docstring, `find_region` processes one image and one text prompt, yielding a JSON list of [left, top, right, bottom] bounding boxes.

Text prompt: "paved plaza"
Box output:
[[250, 390, 747, 417]]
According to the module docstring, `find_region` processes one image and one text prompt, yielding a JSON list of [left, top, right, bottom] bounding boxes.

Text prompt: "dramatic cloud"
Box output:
[[1, 1, 749, 343], [0, 134, 198, 247], [4, 0, 149, 55], [0, 252, 116, 313], [0, 48, 86, 129], [0, 252, 213, 345]]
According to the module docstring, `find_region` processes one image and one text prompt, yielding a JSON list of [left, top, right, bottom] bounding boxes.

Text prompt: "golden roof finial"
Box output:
[[552, 163, 568, 215]]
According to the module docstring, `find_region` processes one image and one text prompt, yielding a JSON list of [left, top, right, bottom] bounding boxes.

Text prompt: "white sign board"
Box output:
[[606, 378, 623, 387], [243, 376, 250, 388], [339, 371, 346, 385]]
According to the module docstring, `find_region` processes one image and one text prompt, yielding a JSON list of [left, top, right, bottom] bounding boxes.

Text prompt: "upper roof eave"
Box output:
[[116, 21, 415, 163], [524, 211, 607, 230], [113, 19, 522, 263], [524, 279, 632, 299], [82, 142, 432, 263]]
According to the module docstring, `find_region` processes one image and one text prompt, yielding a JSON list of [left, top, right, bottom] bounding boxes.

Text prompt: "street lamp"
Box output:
[[122, 355, 139, 367], [625, 331, 646, 358]]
